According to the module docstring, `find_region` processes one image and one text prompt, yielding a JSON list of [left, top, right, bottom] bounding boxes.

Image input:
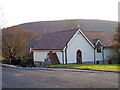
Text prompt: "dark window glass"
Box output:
[[97, 46, 102, 53]]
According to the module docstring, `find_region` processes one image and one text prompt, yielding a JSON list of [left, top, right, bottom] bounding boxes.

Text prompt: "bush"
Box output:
[[20, 59, 35, 67], [2, 53, 36, 67], [2, 60, 11, 64], [2, 59, 21, 65], [20, 53, 35, 67], [11, 59, 20, 65]]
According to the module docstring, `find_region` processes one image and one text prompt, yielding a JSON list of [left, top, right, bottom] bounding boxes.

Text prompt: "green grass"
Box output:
[[45, 64, 120, 72]]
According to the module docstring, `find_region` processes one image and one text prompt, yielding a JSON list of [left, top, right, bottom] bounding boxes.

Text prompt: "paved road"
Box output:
[[2, 67, 119, 88], [2, 67, 61, 88]]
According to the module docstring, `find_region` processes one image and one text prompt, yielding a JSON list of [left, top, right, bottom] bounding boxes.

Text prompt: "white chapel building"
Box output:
[[31, 29, 116, 65]]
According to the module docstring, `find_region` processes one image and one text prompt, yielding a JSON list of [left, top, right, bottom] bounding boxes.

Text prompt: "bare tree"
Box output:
[[2, 26, 40, 60], [0, 0, 8, 60], [0, 1, 3, 59], [113, 23, 120, 63]]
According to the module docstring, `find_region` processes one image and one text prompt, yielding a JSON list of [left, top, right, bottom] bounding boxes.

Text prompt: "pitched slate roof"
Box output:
[[33, 29, 78, 50], [33, 29, 113, 50], [83, 31, 113, 47], [90, 39, 100, 45]]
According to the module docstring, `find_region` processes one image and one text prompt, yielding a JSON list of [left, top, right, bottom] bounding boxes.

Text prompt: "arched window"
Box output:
[[95, 40, 103, 53], [76, 50, 82, 64]]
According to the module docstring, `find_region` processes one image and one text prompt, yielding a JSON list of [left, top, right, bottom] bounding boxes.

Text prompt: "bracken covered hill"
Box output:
[[17, 19, 117, 36]]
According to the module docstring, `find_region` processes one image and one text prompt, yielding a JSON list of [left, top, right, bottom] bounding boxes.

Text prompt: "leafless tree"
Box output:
[[0, 1, 5, 59], [113, 23, 120, 63], [2, 26, 40, 60]]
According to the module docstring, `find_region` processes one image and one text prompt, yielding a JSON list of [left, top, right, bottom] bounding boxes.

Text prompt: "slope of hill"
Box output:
[[18, 19, 117, 35]]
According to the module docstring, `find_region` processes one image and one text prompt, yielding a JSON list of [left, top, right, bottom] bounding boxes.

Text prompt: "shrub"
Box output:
[[20, 53, 35, 67], [2, 53, 36, 67], [2, 60, 11, 64]]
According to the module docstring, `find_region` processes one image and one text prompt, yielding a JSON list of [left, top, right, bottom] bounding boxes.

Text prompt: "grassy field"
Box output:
[[45, 64, 120, 72]]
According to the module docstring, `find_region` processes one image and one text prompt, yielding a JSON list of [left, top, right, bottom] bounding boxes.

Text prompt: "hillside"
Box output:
[[18, 19, 117, 36]]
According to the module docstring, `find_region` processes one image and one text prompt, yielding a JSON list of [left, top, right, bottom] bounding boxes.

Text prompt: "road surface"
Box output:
[[2, 67, 119, 88]]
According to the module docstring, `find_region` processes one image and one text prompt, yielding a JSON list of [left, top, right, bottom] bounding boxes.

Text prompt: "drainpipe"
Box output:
[[102, 47, 104, 64], [62, 50, 64, 64], [65, 44, 68, 65], [94, 47, 96, 64]]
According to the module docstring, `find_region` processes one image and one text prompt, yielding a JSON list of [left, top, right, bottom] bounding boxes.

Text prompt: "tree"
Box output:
[[0, 1, 8, 60], [113, 23, 120, 63], [2, 26, 40, 60]]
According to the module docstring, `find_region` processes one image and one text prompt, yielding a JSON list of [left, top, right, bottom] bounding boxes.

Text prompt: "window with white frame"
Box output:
[[97, 45, 102, 53]]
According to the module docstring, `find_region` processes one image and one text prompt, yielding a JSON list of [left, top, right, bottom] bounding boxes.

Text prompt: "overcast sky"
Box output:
[[0, 0, 119, 28]]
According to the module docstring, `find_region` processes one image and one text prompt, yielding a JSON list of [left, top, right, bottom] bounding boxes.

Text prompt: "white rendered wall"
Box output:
[[33, 50, 63, 63], [33, 51, 48, 62], [104, 47, 117, 60], [66, 31, 94, 63], [95, 50, 103, 61], [56, 52, 63, 64]]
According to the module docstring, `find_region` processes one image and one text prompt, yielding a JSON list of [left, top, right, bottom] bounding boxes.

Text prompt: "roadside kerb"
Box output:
[[0, 63, 119, 73]]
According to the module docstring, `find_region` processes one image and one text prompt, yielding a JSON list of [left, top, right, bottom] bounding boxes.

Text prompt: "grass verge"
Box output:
[[45, 64, 120, 72]]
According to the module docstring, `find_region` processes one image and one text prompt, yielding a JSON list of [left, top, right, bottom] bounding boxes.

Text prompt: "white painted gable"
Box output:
[[64, 29, 95, 63]]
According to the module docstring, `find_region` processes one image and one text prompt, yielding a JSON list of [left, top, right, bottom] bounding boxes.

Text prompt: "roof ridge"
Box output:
[[33, 29, 113, 50], [84, 30, 105, 32], [43, 29, 78, 36]]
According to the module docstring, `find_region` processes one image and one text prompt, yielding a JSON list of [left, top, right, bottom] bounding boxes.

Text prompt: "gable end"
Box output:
[[63, 29, 95, 51]]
